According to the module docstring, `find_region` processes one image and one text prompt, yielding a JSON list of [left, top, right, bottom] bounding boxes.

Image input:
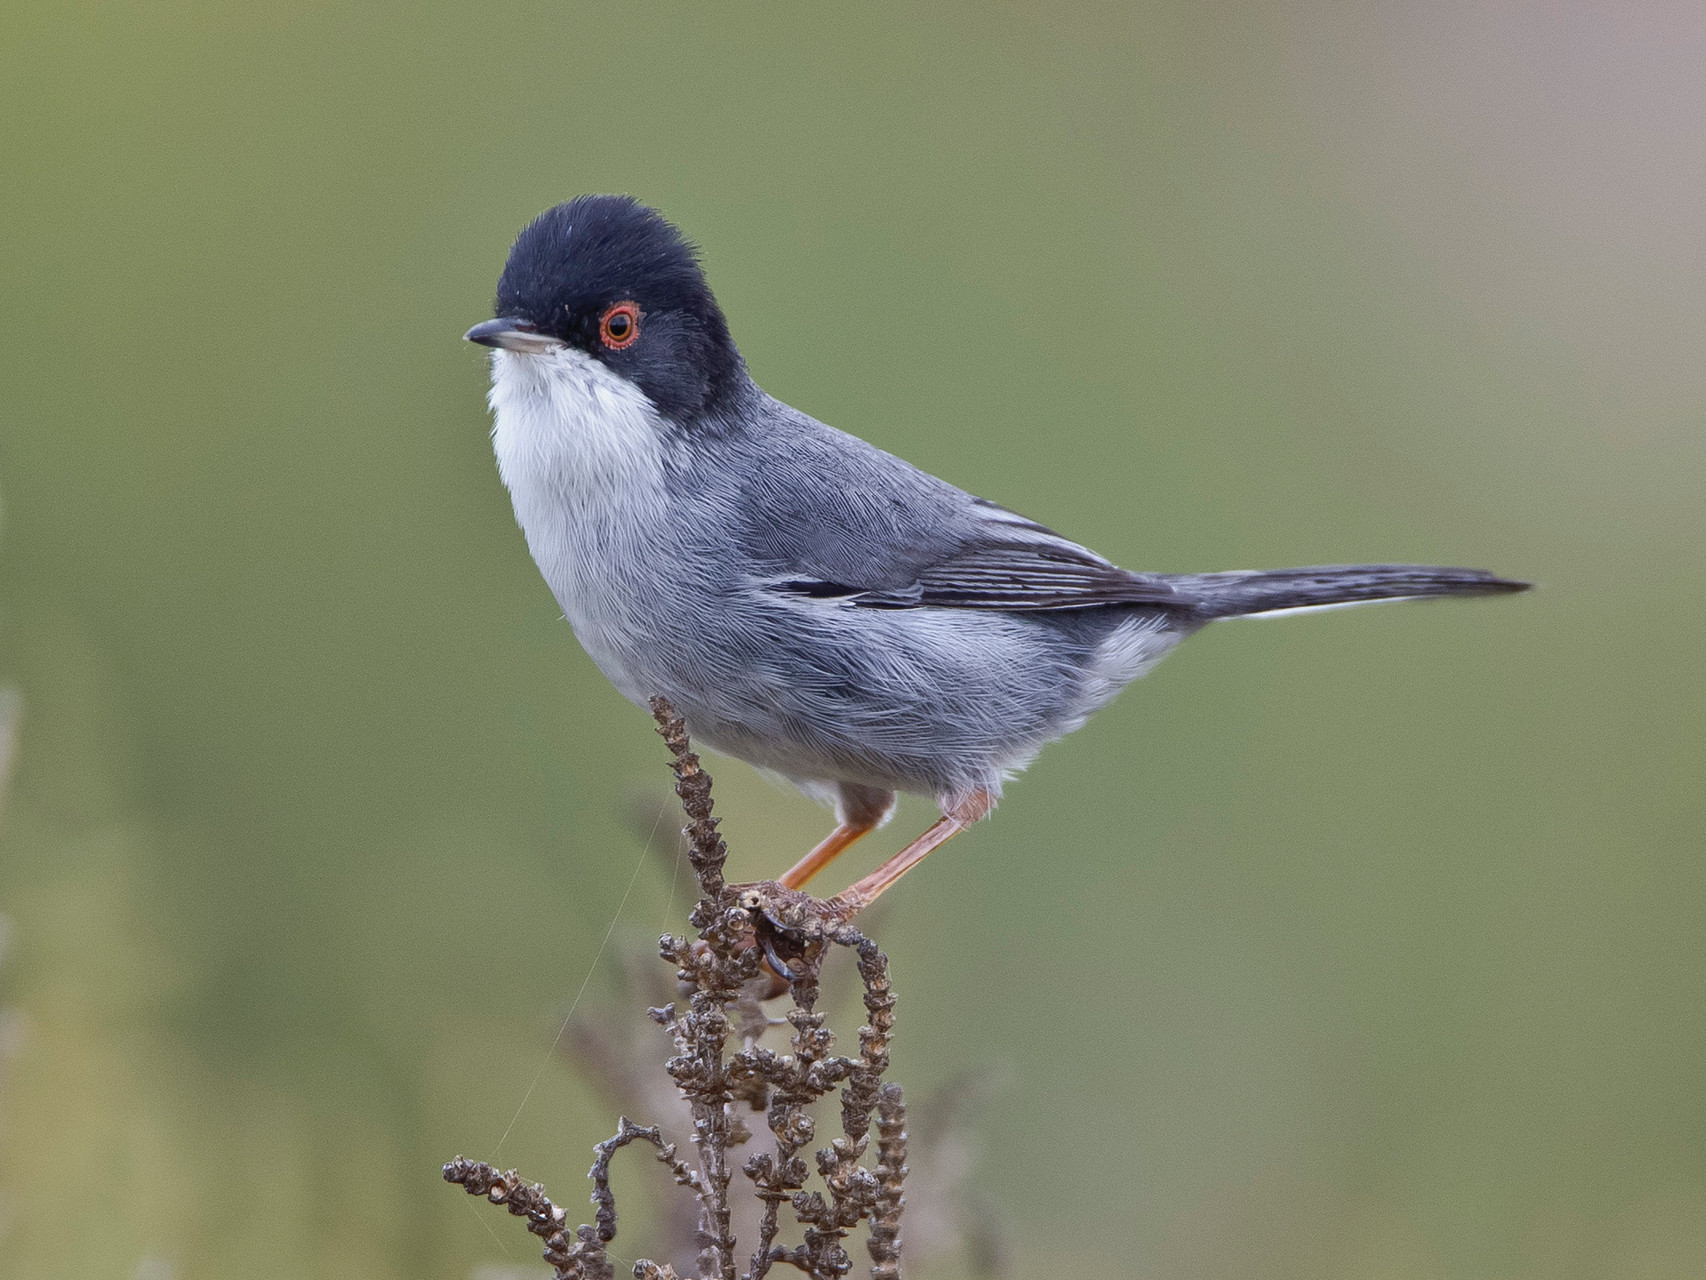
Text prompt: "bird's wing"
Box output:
[[769, 511, 1182, 611], [732, 422, 1180, 613], [841, 522, 1181, 610]]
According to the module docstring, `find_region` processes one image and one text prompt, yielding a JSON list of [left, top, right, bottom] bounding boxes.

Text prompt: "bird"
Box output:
[[466, 194, 1527, 922]]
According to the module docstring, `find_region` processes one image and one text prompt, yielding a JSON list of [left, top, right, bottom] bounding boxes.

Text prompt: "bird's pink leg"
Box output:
[[826, 790, 993, 917], [779, 820, 878, 890]]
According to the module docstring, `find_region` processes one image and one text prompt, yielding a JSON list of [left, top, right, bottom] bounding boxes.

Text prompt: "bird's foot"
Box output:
[[727, 880, 859, 995]]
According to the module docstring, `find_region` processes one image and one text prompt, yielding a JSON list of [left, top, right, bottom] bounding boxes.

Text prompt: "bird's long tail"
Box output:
[[1169, 564, 1530, 621]]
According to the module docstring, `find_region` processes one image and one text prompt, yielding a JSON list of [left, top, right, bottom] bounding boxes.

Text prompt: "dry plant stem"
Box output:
[[651, 695, 730, 903], [652, 696, 747, 1280], [441, 1158, 575, 1275], [444, 1119, 697, 1280], [593, 1118, 704, 1242], [444, 696, 909, 1280], [868, 1085, 908, 1280]]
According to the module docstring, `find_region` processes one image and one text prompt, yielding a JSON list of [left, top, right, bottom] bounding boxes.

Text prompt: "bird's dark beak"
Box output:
[[463, 318, 566, 354]]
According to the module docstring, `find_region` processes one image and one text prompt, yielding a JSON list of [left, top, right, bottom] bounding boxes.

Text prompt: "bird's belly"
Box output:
[[638, 602, 1151, 798]]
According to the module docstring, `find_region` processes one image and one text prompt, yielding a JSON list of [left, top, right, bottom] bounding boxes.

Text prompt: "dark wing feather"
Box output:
[[730, 413, 1178, 613], [829, 539, 1180, 611]]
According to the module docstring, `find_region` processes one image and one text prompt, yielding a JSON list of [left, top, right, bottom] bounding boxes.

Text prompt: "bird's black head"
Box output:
[[466, 195, 744, 420]]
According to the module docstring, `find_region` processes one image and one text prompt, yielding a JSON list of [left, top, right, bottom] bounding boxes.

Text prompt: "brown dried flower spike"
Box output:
[[444, 696, 910, 1280]]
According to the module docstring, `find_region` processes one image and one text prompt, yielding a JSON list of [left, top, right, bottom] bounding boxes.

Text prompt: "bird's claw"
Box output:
[[727, 880, 853, 993], [758, 930, 800, 982]]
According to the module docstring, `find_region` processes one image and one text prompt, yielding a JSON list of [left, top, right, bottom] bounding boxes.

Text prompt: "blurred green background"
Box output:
[[3, 3, 1703, 1277]]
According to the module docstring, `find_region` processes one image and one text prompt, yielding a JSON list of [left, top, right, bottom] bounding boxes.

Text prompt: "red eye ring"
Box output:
[[599, 301, 641, 350]]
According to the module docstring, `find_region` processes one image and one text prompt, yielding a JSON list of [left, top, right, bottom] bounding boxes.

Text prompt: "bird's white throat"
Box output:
[[488, 346, 669, 527], [486, 346, 672, 652]]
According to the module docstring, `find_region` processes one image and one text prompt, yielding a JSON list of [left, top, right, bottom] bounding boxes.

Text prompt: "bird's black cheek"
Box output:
[[609, 342, 710, 420], [636, 363, 711, 419]]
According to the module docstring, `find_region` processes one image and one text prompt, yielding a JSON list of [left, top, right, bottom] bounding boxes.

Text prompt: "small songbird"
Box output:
[[467, 195, 1527, 919]]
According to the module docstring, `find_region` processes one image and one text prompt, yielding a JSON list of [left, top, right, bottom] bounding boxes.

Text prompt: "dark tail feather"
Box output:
[[1170, 564, 1531, 621]]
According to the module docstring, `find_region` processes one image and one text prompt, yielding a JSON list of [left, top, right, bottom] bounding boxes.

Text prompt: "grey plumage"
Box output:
[[470, 196, 1528, 834], [1172, 563, 1526, 619]]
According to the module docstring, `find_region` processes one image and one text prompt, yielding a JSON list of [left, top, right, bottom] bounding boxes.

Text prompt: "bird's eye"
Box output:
[[599, 301, 641, 350]]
